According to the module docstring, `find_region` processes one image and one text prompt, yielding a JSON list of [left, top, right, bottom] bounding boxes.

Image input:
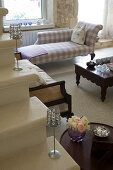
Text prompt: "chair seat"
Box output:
[[30, 85, 63, 103]]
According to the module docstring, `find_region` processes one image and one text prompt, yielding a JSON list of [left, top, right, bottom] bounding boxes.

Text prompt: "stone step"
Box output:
[[0, 96, 47, 159], [0, 136, 80, 170], [0, 33, 21, 67], [0, 60, 41, 106]]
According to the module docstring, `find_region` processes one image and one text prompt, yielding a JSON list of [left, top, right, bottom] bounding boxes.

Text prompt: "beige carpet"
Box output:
[[53, 70, 113, 125], [39, 47, 113, 141], [48, 70, 113, 141]]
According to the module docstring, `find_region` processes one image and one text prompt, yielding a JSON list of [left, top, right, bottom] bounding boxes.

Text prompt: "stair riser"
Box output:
[[0, 48, 15, 67], [0, 81, 29, 106], [0, 125, 46, 159]]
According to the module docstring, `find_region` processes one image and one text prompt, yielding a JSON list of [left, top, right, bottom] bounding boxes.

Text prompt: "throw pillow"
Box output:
[[71, 23, 86, 45]]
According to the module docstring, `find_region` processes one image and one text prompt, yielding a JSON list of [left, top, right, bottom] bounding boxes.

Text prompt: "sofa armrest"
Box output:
[[78, 21, 103, 47], [36, 29, 73, 45]]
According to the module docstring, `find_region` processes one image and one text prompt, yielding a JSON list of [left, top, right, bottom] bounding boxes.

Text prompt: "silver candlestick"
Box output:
[[47, 107, 61, 159], [9, 24, 22, 71]]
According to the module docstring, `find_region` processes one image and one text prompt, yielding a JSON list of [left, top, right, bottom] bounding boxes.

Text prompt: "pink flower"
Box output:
[[78, 123, 85, 132], [71, 116, 78, 121], [67, 115, 90, 132], [85, 124, 90, 131], [81, 116, 88, 125], [67, 118, 73, 127], [74, 118, 81, 124], [71, 122, 77, 130]]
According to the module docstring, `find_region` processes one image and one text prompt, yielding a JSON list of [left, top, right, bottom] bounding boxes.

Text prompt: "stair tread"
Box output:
[[0, 96, 47, 135], [0, 60, 40, 88], [0, 136, 80, 170]]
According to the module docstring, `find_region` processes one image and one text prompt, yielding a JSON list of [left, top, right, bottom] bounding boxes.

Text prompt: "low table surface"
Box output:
[[75, 61, 113, 80], [60, 122, 113, 170], [74, 60, 113, 101]]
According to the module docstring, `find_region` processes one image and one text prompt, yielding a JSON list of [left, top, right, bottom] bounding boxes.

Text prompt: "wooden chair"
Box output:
[[29, 80, 73, 119]]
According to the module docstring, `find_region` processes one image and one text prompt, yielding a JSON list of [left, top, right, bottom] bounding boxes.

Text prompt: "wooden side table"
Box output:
[[60, 123, 113, 170]]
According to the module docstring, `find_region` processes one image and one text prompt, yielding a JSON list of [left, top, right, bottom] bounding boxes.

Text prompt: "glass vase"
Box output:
[[68, 128, 86, 142]]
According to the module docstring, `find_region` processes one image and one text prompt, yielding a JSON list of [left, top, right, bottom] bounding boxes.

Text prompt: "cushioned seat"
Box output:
[[18, 21, 103, 65], [29, 42, 93, 64], [30, 85, 63, 103]]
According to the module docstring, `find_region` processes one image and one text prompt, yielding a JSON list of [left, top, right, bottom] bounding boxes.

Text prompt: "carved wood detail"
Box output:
[[75, 63, 113, 101]]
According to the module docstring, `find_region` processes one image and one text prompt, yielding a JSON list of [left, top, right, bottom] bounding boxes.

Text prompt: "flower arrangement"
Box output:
[[67, 115, 90, 133]]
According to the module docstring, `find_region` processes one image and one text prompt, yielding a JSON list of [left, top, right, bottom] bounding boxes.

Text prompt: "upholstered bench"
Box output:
[[18, 21, 103, 65]]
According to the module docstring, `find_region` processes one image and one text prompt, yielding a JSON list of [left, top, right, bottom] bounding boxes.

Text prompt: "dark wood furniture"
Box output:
[[14, 52, 73, 119], [60, 123, 113, 170], [29, 81, 73, 119], [14, 52, 22, 60], [74, 60, 113, 102]]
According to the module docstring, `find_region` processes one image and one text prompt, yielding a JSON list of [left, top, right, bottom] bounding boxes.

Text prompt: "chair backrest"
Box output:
[[78, 21, 103, 47]]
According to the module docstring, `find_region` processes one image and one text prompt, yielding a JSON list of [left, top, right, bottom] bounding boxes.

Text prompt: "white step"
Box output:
[[0, 60, 42, 106], [0, 33, 21, 67], [0, 96, 47, 158], [0, 136, 80, 170]]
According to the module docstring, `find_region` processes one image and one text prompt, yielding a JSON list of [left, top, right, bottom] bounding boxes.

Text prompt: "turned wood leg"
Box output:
[[90, 53, 95, 60], [76, 74, 80, 86], [101, 86, 107, 102], [67, 95, 73, 119]]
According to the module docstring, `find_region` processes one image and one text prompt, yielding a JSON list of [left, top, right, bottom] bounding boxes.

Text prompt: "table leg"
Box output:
[[76, 74, 80, 86], [101, 86, 107, 102]]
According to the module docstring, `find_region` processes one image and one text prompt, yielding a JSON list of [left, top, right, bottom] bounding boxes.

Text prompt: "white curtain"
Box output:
[[78, 0, 105, 25], [78, 0, 113, 39], [102, 0, 113, 39]]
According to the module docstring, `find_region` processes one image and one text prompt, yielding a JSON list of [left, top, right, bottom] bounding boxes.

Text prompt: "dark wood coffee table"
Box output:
[[74, 61, 113, 101], [60, 123, 113, 170]]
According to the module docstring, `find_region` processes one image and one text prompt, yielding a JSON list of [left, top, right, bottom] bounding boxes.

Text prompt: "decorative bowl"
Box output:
[[93, 126, 110, 138], [87, 61, 96, 69]]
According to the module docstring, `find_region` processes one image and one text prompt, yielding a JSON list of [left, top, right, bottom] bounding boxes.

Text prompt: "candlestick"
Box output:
[[9, 24, 22, 71], [47, 107, 61, 159]]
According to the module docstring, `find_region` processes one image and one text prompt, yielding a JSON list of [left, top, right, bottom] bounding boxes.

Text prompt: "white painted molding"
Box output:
[[0, 7, 8, 34], [0, 7, 8, 16], [0, 33, 22, 67], [0, 33, 21, 48]]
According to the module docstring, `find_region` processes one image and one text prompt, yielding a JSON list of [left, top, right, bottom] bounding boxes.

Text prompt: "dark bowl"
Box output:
[[87, 61, 96, 68]]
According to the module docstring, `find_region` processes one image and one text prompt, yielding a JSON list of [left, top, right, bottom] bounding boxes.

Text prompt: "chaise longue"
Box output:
[[18, 21, 103, 64]]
